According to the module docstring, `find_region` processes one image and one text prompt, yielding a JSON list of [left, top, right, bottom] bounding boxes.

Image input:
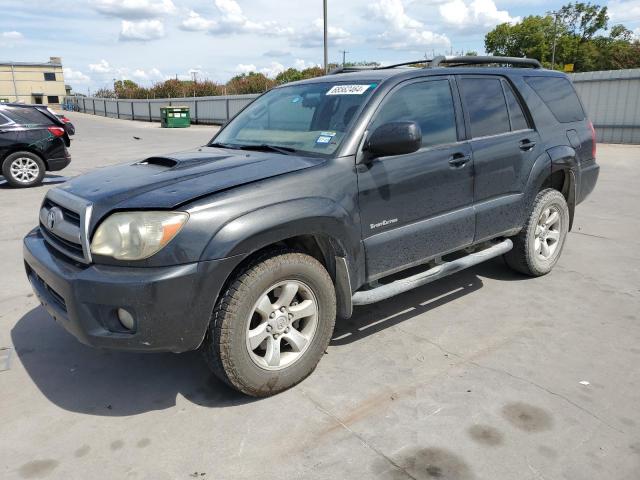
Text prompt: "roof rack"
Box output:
[[327, 56, 542, 76], [431, 55, 542, 69]]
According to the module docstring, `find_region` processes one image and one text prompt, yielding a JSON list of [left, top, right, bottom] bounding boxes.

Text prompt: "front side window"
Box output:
[[213, 82, 378, 156], [460, 77, 511, 138], [370, 79, 458, 148]]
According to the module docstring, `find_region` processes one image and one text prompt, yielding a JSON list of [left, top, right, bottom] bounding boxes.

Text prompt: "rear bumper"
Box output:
[[46, 152, 71, 171], [23, 228, 239, 353]]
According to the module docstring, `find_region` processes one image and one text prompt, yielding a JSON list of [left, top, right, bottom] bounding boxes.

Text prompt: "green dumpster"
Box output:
[[160, 106, 191, 128]]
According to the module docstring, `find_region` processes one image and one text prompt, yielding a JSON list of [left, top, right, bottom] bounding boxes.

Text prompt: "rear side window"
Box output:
[[460, 77, 510, 138], [524, 76, 585, 123], [502, 80, 529, 131], [3, 107, 52, 125], [371, 79, 458, 147]]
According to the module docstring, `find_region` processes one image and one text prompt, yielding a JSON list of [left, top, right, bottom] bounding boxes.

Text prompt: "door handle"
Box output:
[[448, 153, 471, 168], [519, 139, 536, 151]]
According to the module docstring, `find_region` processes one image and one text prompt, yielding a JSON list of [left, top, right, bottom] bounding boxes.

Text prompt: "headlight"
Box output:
[[90, 211, 189, 261]]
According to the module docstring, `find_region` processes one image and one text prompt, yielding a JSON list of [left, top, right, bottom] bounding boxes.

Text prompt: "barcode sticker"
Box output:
[[326, 85, 370, 95]]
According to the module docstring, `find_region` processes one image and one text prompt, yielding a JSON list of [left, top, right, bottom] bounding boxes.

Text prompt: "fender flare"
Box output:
[[200, 197, 362, 320], [547, 145, 578, 230]]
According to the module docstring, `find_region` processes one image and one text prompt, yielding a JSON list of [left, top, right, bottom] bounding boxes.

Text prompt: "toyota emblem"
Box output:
[[47, 207, 61, 229]]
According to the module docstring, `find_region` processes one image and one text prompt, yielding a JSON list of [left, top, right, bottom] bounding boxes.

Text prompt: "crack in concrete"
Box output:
[[299, 389, 417, 480]]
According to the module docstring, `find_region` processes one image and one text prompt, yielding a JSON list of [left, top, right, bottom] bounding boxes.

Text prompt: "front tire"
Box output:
[[504, 189, 570, 276], [2, 152, 45, 188], [202, 251, 336, 397]]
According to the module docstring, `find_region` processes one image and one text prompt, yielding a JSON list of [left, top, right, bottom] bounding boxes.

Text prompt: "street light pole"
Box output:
[[323, 0, 328, 73]]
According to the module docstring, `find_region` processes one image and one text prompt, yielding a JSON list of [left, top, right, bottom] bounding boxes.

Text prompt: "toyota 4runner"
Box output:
[[23, 56, 599, 396]]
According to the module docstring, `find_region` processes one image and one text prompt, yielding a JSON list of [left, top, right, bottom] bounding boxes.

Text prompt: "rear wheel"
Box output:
[[504, 189, 569, 276], [2, 152, 45, 188], [202, 251, 336, 397]]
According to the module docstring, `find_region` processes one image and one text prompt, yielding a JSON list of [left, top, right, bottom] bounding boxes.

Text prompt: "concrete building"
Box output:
[[0, 57, 66, 106]]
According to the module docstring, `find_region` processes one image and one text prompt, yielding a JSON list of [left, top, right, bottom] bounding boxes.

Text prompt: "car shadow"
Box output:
[[0, 174, 69, 188], [331, 257, 527, 346], [11, 306, 256, 417]]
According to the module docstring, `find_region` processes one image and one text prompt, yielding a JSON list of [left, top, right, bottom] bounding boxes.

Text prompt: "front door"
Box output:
[[357, 77, 475, 280]]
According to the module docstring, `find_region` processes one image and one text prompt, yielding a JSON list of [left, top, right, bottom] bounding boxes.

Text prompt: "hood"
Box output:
[[57, 147, 324, 224]]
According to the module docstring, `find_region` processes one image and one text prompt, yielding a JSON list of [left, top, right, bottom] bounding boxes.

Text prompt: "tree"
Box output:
[[557, 2, 609, 69]]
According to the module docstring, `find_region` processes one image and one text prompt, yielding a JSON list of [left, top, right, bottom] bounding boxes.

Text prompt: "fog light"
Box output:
[[117, 308, 135, 331]]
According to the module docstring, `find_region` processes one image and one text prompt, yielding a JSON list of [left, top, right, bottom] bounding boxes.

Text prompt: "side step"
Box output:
[[351, 239, 513, 306]]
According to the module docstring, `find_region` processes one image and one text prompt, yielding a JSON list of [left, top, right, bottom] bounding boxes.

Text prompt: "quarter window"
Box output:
[[524, 76, 585, 123], [371, 79, 457, 148], [460, 77, 510, 138], [502, 81, 529, 131]]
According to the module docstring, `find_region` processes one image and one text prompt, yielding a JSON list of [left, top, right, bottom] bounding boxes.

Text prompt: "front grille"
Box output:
[[39, 190, 92, 264], [43, 199, 80, 225]]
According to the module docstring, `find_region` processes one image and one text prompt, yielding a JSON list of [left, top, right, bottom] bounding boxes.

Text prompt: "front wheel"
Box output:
[[504, 189, 570, 276], [202, 251, 336, 397]]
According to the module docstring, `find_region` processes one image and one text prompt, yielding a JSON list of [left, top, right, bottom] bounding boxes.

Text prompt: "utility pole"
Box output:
[[549, 10, 560, 70], [340, 50, 349, 68], [323, 0, 328, 73]]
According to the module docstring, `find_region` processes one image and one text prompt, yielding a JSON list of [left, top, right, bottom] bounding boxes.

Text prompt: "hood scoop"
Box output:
[[137, 155, 233, 170], [137, 157, 178, 168]]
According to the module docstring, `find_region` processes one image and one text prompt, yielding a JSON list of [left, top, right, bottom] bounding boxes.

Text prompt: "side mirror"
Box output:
[[365, 121, 422, 158]]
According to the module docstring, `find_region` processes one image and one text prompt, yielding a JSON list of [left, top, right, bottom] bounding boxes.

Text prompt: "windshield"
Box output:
[[211, 81, 379, 156]]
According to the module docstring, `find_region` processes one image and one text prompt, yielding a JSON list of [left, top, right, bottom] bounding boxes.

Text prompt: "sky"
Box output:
[[1, 0, 639, 93]]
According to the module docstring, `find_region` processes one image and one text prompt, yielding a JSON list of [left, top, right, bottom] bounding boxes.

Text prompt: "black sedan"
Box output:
[[0, 104, 71, 187]]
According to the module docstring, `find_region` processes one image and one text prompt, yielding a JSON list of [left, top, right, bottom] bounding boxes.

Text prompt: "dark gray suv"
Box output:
[[23, 56, 599, 396]]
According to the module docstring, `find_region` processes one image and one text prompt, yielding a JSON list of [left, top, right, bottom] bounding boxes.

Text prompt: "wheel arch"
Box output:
[[1, 147, 49, 170]]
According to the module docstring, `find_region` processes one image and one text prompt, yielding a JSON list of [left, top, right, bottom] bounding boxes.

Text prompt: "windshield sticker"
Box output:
[[320, 131, 336, 138], [326, 85, 370, 95], [316, 135, 334, 145]]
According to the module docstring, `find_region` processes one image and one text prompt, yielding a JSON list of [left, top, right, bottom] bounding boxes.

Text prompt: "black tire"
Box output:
[[2, 151, 45, 188], [504, 188, 570, 276], [202, 250, 336, 397]]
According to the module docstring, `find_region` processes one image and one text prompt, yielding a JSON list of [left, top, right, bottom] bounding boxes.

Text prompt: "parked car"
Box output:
[[23, 56, 599, 396], [47, 107, 76, 136], [1, 104, 71, 187]]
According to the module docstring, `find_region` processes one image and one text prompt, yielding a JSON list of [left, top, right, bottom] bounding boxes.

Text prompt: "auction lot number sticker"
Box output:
[[326, 85, 370, 95]]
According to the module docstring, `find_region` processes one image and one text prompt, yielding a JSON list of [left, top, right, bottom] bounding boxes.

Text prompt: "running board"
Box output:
[[351, 239, 513, 306]]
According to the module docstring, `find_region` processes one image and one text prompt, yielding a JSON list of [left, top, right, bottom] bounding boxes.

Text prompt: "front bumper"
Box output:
[[23, 228, 239, 353]]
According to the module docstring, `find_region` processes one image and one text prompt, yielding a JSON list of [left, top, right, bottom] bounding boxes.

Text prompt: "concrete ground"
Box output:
[[1, 112, 639, 480]]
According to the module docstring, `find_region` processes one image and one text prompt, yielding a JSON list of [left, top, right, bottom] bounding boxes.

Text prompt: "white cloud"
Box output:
[[264, 49, 291, 58], [634, 27, 640, 40], [292, 18, 351, 48], [260, 62, 286, 77], [369, 0, 450, 50], [63, 67, 91, 84], [439, 0, 519, 28], [119, 19, 165, 41], [207, 0, 294, 36], [132, 67, 165, 81], [2, 31, 23, 40], [294, 58, 319, 70], [92, 0, 175, 20], [89, 59, 112, 73], [235, 63, 257, 74], [608, 0, 640, 23], [179, 10, 214, 31]]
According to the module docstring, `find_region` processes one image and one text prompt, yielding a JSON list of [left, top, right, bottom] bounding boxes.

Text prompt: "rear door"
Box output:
[[357, 76, 474, 280], [457, 75, 542, 242]]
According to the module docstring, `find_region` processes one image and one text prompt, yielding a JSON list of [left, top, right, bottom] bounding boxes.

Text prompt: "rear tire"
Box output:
[[2, 151, 45, 188], [504, 189, 569, 276], [202, 251, 336, 397]]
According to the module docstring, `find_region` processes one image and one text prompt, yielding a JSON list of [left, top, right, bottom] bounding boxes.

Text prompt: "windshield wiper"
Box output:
[[235, 144, 298, 155], [209, 142, 241, 149]]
